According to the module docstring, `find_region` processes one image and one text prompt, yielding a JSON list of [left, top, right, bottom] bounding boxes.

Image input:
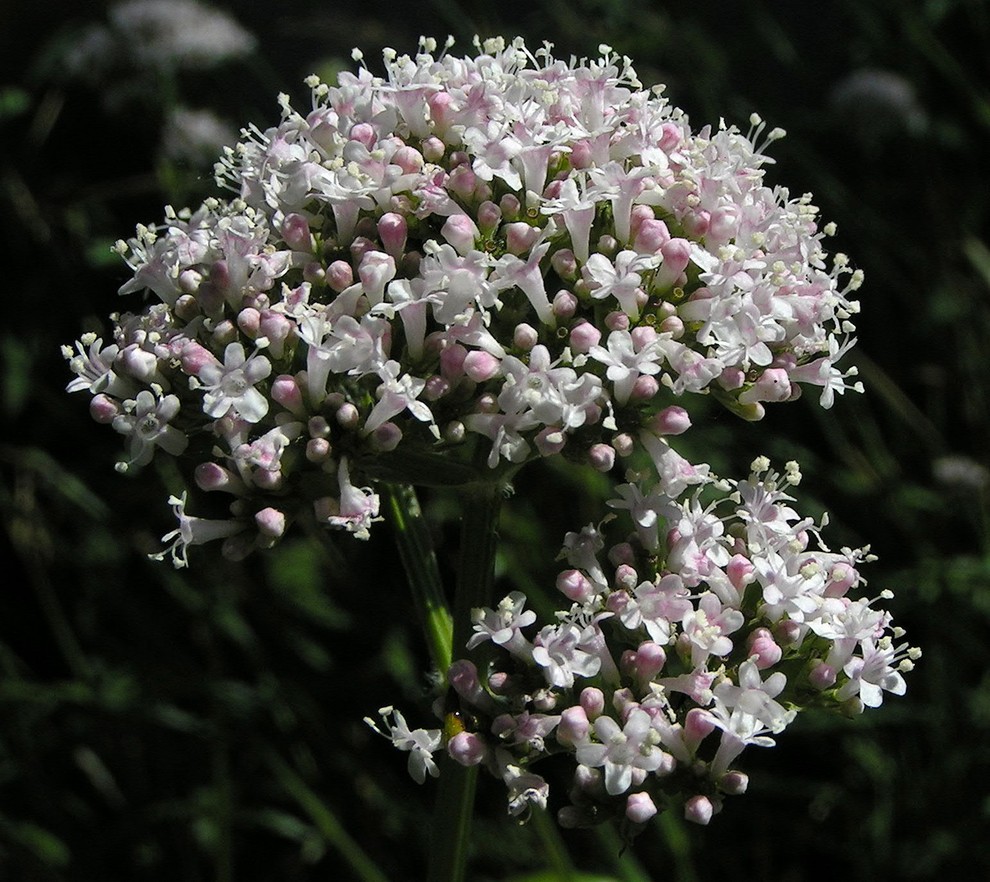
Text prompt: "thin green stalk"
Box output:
[[531, 807, 575, 880], [428, 481, 504, 882], [383, 483, 453, 674], [264, 751, 389, 882]]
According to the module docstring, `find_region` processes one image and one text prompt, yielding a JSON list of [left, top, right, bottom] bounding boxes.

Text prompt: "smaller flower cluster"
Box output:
[[374, 459, 917, 828], [64, 37, 864, 568]]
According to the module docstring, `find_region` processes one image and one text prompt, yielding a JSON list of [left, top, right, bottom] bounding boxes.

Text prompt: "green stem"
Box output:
[[427, 481, 504, 882], [264, 751, 389, 882], [531, 807, 575, 880], [382, 483, 453, 674]]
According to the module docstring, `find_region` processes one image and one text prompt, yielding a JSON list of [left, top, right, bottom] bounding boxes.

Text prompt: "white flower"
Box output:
[[197, 342, 271, 423], [575, 709, 668, 796], [112, 389, 188, 471], [365, 706, 441, 784]]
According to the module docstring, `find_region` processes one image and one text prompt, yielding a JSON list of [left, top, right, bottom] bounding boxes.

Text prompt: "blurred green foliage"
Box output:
[[2, 0, 989, 878]]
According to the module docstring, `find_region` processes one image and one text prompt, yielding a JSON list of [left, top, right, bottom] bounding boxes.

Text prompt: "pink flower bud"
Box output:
[[180, 341, 220, 376], [447, 164, 477, 200], [303, 262, 326, 285], [739, 368, 792, 405], [392, 145, 424, 174], [649, 406, 691, 437], [504, 222, 540, 255], [718, 366, 745, 390], [775, 619, 803, 647], [255, 507, 286, 538], [630, 375, 659, 401], [726, 554, 755, 591], [237, 307, 261, 338], [178, 269, 202, 294], [588, 443, 615, 472], [89, 394, 119, 423], [579, 687, 605, 719], [556, 706, 590, 747], [282, 213, 314, 251], [211, 321, 237, 348], [253, 469, 283, 491], [612, 688, 638, 719], [513, 323, 538, 350], [684, 708, 716, 749], [421, 136, 445, 162], [499, 193, 521, 220], [551, 249, 577, 280], [569, 321, 601, 353], [609, 542, 636, 566], [552, 289, 578, 318], [195, 462, 245, 494], [570, 139, 593, 168], [306, 437, 331, 462], [423, 375, 450, 400], [634, 641, 667, 681], [629, 204, 655, 238], [443, 420, 466, 443], [349, 236, 375, 264], [625, 792, 658, 824], [448, 659, 484, 703], [271, 374, 306, 417], [612, 433, 635, 457], [658, 315, 684, 337], [605, 310, 629, 331], [597, 234, 618, 256], [747, 628, 783, 669], [682, 210, 710, 238], [808, 660, 837, 690], [633, 218, 671, 254], [462, 350, 500, 382], [348, 122, 376, 148], [447, 731, 487, 767], [684, 795, 714, 825], [335, 403, 360, 430], [441, 214, 479, 256], [377, 212, 407, 258], [476, 200, 502, 233], [327, 260, 354, 292], [656, 238, 692, 288], [718, 770, 749, 795], [557, 569, 593, 602], [371, 422, 402, 452]]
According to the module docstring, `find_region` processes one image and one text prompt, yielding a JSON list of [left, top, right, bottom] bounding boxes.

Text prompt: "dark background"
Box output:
[[1, 1, 988, 879]]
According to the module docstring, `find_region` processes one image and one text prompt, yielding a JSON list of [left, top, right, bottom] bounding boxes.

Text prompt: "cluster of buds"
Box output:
[[373, 459, 917, 826], [65, 36, 864, 565]]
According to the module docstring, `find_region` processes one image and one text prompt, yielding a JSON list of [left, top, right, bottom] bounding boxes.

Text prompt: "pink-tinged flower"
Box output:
[[575, 709, 668, 796], [532, 622, 602, 689], [197, 342, 271, 422], [112, 389, 188, 471], [365, 706, 441, 784], [681, 593, 744, 668], [316, 457, 380, 541], [581, 250, 658, 319], [713, 660, 795, 733], [151, 492, 246, 568], [836, 638, 909, 708], [468, 591, 537, 656]]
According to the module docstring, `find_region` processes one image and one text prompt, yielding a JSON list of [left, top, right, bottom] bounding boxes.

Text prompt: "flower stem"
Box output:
[[427, 481, 504, 882], [382, 483, 453, 675]]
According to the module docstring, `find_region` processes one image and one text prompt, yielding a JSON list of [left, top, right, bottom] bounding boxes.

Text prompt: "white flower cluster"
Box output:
[[64, 37, 866, 568], [398, 460, 917, 827]]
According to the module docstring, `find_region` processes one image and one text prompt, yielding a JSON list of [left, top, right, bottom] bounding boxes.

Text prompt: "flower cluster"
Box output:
[[64, 36, 865, 567], [384, 459, 917, 827]]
